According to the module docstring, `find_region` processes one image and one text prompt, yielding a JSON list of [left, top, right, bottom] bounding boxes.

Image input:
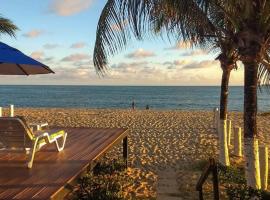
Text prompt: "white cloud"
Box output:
[[30, 51, 45, 60], [23, 30, 44, 38], [61, 53, 91, 62], [106, 60, 221, 85], [107, 61, 171, 83], [126, 49, 156, 59], [181, 49, 207, 57], [182, 60, 218, 70], [164, 59, 192, 69], [0, 46, 241, 85], [165, 41, 193, 50], [53, 66, 93, 80], [30, 51, 54, 64], [49, 0, 95, 16], [70, 42, 87, 49]]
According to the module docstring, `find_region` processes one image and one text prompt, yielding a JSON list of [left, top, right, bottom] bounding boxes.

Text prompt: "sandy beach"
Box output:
[[5, 108, 270, 199]]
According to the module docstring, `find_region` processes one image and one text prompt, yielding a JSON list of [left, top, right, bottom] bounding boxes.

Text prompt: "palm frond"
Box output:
[[93, 0, 154, 74], [0, 16, 18, 38], [258, 62, 270, 93], [93, 0, 219, 74]]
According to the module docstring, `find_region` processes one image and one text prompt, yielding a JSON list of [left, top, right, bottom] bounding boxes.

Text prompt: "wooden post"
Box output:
[[196, 158, 220, 200], [259, 146, 268, 190], [227, 120, 232, 146], [211, 159, 220, 200], [198, 189, 203, 200], [213, 108, 216, 129], [123, 136, 128, 168], [216, 108, 220, 131], [10, 104, 14, 117], [213, 108, 219, 130], [234, 127, 242, 157]]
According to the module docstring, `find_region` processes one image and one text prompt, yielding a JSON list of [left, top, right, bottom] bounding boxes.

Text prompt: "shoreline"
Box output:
[[4, 107, 270, 115], [0, 106, 251, 112]]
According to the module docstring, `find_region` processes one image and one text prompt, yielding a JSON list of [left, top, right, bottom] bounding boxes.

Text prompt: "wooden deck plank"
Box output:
[[0, 127, 128, 200]]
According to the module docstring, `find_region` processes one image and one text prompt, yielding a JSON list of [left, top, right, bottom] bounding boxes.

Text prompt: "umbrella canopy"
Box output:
[[0, 42, 54, 75]]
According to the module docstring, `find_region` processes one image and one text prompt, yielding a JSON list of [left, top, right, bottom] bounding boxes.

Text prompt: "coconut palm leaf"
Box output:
[[93, 0, 152, 74], [0, 16, 18, 37], [93, 0, 218, 74]]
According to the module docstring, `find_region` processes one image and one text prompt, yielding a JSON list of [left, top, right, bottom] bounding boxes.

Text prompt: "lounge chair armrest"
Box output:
[[33, 131, 48, 138], [29, 122, 49, 131]]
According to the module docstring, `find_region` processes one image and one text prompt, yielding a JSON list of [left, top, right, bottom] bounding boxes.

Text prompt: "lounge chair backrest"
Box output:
[[0, 117, 33, 149]]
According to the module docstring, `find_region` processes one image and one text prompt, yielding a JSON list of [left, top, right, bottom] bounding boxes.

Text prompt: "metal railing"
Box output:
[[196, 158, 219, 200]]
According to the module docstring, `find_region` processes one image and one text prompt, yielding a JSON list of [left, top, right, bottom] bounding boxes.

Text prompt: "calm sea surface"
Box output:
[[0, 85, 270, 111]]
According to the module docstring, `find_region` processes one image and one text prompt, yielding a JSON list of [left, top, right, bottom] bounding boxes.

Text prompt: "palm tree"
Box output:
[[150, 1, 241, 166], [197, 0, 270, 189], [215, 43, 238, 166], [164, 0, 270, 189], [93, 0, 270, 188], [0, 15, 18, 37], [93, 0, 239, 166]]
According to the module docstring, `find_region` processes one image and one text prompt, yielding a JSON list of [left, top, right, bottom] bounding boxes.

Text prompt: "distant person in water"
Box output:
[[131, 100, 135, 110], [146, 105, 150, 110]]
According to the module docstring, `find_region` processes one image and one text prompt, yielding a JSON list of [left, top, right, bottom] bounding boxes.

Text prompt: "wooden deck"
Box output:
[[0, 127, 128, 200]]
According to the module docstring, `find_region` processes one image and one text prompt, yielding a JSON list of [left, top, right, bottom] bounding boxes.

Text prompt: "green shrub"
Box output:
[[218, 164, 246, 185], [93, 159, 126, 175], [226, 184, 262, 200], [71, 159, 127, 200], [217, 163, 262, 200]]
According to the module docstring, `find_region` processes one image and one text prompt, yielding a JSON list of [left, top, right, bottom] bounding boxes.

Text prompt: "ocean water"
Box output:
[[0, 85, 270, 111]]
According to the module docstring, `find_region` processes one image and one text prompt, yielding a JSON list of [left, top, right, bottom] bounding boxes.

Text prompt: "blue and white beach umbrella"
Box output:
[[0, 42, 54, 75]]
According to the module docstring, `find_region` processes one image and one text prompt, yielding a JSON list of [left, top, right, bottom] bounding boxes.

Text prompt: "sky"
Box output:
[[0, 0, 244, 86]]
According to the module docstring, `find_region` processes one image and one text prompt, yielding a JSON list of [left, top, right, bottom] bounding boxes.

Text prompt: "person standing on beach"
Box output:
[[131, 100, 135, 110]]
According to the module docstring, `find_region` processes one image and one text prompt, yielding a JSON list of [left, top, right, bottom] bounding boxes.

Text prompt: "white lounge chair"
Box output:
[[0, 117, 67, 168]]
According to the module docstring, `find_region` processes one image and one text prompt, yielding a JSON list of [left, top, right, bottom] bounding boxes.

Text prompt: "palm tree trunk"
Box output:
[[243, 60, 261, 189], [218, 66, 231, 166], [220, 67, 231, 120]]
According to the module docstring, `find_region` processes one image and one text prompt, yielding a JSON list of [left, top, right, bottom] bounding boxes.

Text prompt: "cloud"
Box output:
[[70, 42, 87, 49], [0, 58, 238, 85], [53, 66, 93, 80], [108, 61, 171, 82], [61, 53, 91, 62], [182, 60, 218, 70], [106, 61, 220, 85], [43, 43, 59, 49], [49, 0, 95, 16], [164, 41, 193, 50], [164, 59, 191, 69], [30, 51, 55, 64], [43, 57, 55, 63], [163, 59, 217, 70], [30, 51, 45, 60], [126, 49, 156, 59], [174, 60, 189, 66], [181, 49, 207, 57], [111, 61, 148, 71], [23, 30, 44, 38]]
